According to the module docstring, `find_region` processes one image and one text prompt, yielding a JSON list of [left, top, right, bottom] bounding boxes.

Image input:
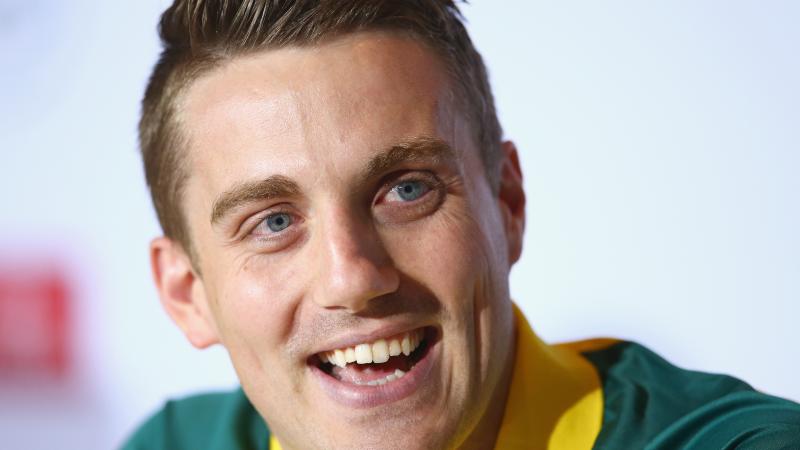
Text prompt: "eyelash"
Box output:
[[248, 206, 301, 240], [385, 180, 430, 202], [382, 171, 441, 199], [372, 172, 444, 224]]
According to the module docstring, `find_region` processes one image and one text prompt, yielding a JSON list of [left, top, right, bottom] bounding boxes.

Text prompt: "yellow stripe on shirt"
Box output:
[[493, 305, 613, 449], [270, 434, 282, 450]]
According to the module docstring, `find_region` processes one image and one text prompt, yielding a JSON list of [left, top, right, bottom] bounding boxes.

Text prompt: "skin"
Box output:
[[150, 32, 526, 449]]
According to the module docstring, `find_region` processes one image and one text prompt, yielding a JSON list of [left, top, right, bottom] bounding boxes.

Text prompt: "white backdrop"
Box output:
[[1, 1, 797, 449]]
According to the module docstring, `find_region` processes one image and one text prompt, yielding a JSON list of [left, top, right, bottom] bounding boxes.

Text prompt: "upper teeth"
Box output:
[[319, 329, 424, 368]]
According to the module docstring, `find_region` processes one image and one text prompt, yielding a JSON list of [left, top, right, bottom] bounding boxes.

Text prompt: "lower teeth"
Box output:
[[354, 369, 406, 386]]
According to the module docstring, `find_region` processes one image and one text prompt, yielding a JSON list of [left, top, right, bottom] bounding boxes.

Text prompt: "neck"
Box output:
[[457, 315, 518, 450]]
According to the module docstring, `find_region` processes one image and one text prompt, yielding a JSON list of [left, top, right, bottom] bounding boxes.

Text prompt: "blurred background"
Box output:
[[0, 1, 797, 448]]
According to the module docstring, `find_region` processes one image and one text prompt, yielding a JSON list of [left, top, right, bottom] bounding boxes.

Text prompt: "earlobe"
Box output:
[[150, 237, 220, 349], [497, 141, 526, 265]]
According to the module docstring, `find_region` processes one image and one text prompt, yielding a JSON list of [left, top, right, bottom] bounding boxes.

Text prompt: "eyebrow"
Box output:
[[363, 136, 456, 181], [211, 175, 301, 224], [210, 136, 456, 225]]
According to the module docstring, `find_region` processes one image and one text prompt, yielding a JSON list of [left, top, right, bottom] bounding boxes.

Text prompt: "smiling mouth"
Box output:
[[314, 327, 431, 386]]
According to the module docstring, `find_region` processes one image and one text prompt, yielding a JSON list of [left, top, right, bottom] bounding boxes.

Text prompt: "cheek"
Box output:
[[388, 201, 488, 298], [385, 196, 504, 341], [209, 253, 306, 378], [391, 191, 510, 373]]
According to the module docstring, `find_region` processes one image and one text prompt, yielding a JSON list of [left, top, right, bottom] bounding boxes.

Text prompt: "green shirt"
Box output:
[[585, 342, 800, 449]]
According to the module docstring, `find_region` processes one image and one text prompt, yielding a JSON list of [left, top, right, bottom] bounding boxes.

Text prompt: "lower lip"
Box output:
[[310, 334, 439, 409]]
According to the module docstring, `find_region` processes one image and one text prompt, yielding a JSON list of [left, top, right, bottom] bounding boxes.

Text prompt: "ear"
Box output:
[[497, 140, 526, 265], [150, 237, 220, 349]]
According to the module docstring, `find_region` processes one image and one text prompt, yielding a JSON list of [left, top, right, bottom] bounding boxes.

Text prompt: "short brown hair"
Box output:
[[140, 0, 503, 254]]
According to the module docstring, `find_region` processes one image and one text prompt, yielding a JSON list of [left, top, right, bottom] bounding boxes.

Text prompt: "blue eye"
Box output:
[[393, 180, 429, 201], [265, 212, 292, 232]]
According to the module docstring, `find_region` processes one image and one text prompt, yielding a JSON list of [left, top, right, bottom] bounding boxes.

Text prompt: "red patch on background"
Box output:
[[0, 267, 70, 378]]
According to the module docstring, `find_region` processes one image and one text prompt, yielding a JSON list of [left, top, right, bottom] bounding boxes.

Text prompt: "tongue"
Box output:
[[331, 355, 411, 384]]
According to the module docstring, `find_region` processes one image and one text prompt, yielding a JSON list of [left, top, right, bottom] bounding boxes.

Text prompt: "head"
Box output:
[[142, 1, 526, 449]]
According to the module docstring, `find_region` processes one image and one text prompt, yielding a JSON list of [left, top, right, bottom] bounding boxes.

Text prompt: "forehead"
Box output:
[[180, 32, 462, 199]]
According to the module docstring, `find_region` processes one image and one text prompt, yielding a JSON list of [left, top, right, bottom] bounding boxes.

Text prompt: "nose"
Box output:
[[312, 208, 400, 312]]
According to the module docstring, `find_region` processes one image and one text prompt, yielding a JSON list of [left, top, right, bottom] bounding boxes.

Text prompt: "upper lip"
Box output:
[[310, 322, 430, 357]]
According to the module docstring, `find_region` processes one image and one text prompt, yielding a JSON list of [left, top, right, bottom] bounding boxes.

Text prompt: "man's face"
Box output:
[[169, 32, 521, 449]]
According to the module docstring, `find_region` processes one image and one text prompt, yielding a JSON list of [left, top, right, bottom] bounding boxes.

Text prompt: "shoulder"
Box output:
[[121, 388, 269, 450], [648, 390, 800, 449], [581, 341, 800, 449]]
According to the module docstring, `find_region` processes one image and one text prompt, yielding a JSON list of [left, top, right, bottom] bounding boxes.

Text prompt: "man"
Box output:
[[125, 1, 800, 449]]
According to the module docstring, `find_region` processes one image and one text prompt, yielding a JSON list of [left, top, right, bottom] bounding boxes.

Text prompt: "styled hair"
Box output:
[[140, 0, 502, 254]]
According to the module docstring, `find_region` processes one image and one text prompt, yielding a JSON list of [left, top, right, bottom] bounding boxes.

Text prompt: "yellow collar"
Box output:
[[494, 305, 607, 449], [270, 306, 607, 450]]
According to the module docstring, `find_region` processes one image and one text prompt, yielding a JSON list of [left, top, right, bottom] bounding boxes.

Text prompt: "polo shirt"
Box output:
[[122, 307, 800, 449]]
